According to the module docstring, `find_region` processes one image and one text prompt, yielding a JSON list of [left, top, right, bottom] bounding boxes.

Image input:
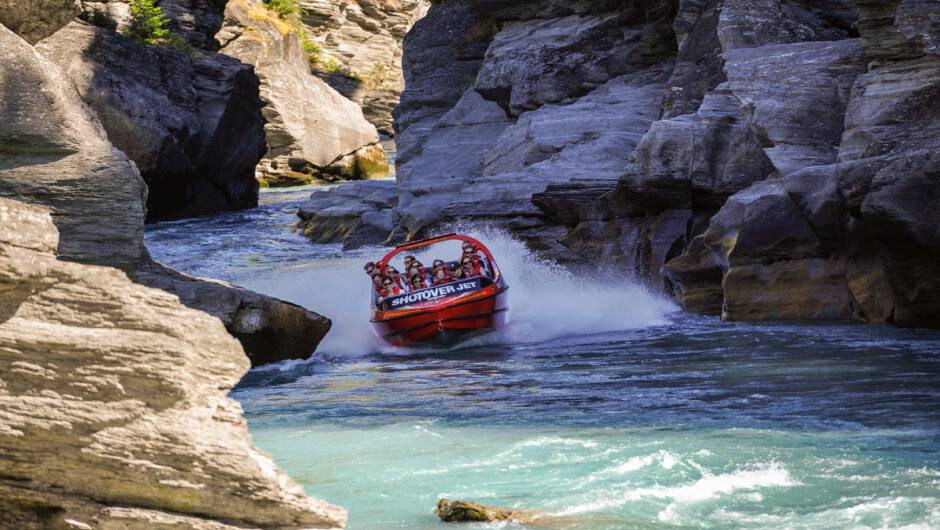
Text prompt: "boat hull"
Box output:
[[371, 286, 508, 348]]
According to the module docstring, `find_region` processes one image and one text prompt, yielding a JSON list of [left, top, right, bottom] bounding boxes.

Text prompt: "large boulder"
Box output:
[[0, 23, 333, 364], [301, 0, 430, 135], [0, 0, 79, 44], [295, 179, 398, 250], [0, 197, 346, 529], [0, 23, 146, 273], [216, 0, 385, 186], [37, 21, 267, 222]]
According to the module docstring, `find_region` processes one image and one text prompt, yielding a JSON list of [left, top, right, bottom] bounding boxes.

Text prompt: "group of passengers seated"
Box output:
[[364, 241, 492, 301]]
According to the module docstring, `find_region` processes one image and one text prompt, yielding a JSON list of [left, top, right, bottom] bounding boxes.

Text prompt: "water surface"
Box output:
[[146, 187, 940, 529]]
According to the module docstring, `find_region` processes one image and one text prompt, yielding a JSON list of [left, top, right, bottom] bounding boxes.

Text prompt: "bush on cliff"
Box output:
[[123, 0, 169, 45], [122, 0, 196, 57], [79, 8, 117, 31]]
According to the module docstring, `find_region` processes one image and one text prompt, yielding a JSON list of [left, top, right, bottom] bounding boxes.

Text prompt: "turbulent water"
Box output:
[[146, 186, 940, 529]]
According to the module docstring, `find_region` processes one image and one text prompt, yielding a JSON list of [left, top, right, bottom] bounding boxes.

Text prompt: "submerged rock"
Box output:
[[0, 197, 346, 529], [436, 499, 540, 524]]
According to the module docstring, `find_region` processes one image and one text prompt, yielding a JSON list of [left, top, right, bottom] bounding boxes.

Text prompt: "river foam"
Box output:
[[237, 224, 676, 357]]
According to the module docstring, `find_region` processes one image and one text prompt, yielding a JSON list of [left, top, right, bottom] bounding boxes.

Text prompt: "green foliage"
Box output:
[[322, 56, 343, 73], [263, 0, 300, 19], [363, 61, 390, 90], [79, 8, 117, 31], [163, 32, 197, 57], [123, 0, 169, 45], [298, 26, 321, 65]]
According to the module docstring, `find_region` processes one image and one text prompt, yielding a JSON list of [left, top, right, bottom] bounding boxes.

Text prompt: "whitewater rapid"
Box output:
[[231, 225, 677, 356]]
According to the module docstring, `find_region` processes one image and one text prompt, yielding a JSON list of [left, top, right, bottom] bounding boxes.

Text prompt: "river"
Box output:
[[145, 182, 940, 529]]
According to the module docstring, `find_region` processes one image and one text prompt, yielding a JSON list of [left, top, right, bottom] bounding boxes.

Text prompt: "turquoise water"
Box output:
[[146, 187, 940, 529]]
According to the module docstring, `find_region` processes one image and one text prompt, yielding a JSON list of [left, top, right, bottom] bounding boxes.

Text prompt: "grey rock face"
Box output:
[[398, 88, 513, 235], [475, 13, 676, 116], [722, 39, 867, 176], [38, 21, 266, 222], [0, 24, 146, 273], [393, 0, 940, 327], [1, 24, 333, 363], [218, 0, 383, 185], [717, 0, 858, 51], [0, 197, 346, 529], [0, 0, 79, 44], [301, 0, 429, 135], [295, 179, 399, 250]]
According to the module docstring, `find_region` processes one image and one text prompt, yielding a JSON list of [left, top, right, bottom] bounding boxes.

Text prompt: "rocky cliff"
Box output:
[[302, 0, 429, 135], [310, 0, 939, 328], [0, 18, 331, 366], [56, 0, 385, 195], [216, 0, 387, 186], [0, 197, 346, 529], [37, 20, 266, 222]]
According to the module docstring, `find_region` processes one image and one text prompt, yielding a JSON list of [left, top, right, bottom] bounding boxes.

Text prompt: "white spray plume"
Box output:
[[236, 224, 677, 357]]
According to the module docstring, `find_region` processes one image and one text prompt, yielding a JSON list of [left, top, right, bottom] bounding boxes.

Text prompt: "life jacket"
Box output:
[[381, 285, 401, 297], [393, 275, 406, 289], [472, 259, 486, 276]]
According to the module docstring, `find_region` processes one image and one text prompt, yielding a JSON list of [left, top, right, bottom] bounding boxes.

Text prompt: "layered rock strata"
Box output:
[[217, 0, 387, 186], [0, 197, 346, 529], [38, 20, 266, 222], [0, 20, 331, 365], [329, 0, 940, 327], [301, 0, 430, 135], [383, 0, 679, 253], [295, 179, 399, 250], [70, 0, 387, 190]]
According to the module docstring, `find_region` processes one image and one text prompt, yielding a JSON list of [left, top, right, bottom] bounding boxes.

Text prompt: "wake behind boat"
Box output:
[[368, 234, 508, 347]]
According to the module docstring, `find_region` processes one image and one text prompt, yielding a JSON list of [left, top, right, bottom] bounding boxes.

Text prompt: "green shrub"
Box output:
[[79, 8, 117, 30], [322, 56, 343, 73], [263, 0, 300, 19], [123, 0, 169, 45]]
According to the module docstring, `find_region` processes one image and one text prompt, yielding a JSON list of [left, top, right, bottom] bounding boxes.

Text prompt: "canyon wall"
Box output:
[[302, 0, 429, 136], [1, 7, 343, 526], [0, 12, 330, 367], [304, 0, 940, 328], [0, 197, 346, 529]]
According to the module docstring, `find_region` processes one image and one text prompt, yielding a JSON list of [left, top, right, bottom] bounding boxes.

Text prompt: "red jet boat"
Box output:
[[371, 234, 508, 347]]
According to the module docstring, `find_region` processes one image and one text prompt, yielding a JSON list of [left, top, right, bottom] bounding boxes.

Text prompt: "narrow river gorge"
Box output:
[[146, 186, 940, 529]]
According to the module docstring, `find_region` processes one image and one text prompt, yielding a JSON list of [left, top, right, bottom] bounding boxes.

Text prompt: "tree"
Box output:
[[123, 0, 169, 45]]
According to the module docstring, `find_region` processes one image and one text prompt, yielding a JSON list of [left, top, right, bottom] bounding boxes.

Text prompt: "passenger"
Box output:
[[403, 255, 415, 271], [411, 262, 432, 282], [381, 275, 401, 297], [460, 256, 476, 277], [461, 241, 490, 272], [364, 261, 376, 276], [432, 259, 445, 272], [471, 257, 489, 277], [409, 274, 427, 291], [452, 261, 468, 280], [386, 265, 406, 289], [371, 273, 384, 303], [432, 268, 449, 285]]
